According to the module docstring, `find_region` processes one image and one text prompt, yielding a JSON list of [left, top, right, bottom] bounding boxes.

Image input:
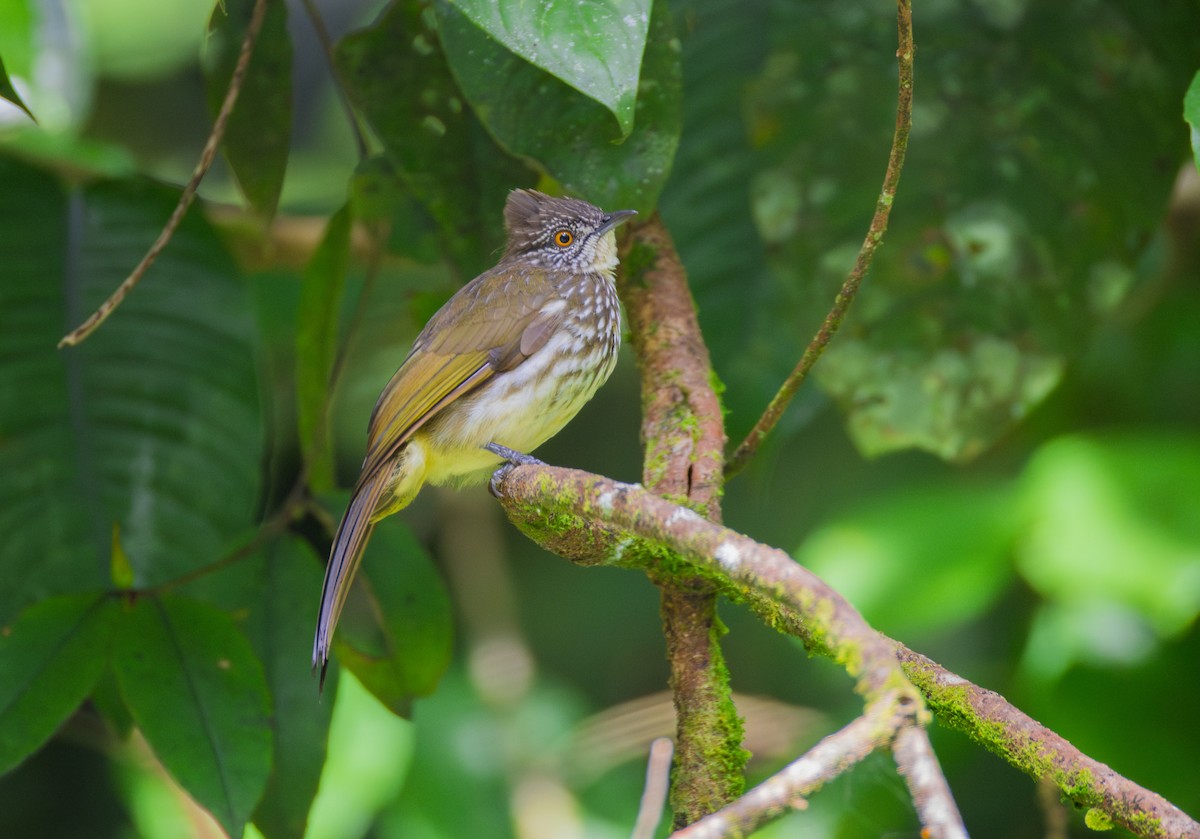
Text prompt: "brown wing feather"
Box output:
[[313, 265, 564, 678]]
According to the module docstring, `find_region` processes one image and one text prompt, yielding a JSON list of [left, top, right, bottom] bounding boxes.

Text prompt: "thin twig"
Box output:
[[893, 723, 968, 839], [632, 738, 675, 839], [725, 0, 915, 478], [670, 700, 905, 838], [298, 0, 370, 160], [57, 0, 270, 348]]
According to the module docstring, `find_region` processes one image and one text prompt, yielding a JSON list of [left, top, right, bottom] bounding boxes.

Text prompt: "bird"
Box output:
[[312, 189, 637, 681]]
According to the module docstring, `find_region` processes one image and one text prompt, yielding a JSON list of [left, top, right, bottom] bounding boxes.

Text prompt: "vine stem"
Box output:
[[57, 0, 270, 349], [725, 0, 915, 478]]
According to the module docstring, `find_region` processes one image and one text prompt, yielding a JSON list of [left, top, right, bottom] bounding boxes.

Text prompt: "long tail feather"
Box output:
[[313, 471, 388, 686]]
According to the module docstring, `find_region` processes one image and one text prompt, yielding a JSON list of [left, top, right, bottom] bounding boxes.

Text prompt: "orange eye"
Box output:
[[553, 229, 574, 247]]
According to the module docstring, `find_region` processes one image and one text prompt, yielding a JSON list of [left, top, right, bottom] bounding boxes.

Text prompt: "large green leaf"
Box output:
[[435, 0, 681, 214], [0, 159, 262, 621], [444, 0, 651, 137], [296, 203, 353, 493], [667, 1, 1198, 460], [335, 1, 530, 277], [246, 538, 338, 839], [204, 0, 293, 218], [113, 595, 272, 839], [0, 594, 118, 774], [333, 517, 454, 717]]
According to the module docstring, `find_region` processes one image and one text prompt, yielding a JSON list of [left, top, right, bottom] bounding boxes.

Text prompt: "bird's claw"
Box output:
[[486, 442, 544, 497], [485, 442, 544, 466]]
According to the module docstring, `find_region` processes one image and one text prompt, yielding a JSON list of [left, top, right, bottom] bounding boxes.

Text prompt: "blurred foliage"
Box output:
[[1, 0, 1198, 837]]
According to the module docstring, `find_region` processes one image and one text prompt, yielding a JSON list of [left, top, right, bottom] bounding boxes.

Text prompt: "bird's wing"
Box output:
[[313, 267, 563, 679], [361, 266, 561, 476]]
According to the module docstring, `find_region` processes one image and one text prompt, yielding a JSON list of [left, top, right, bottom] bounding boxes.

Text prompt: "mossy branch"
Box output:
[[490, 459, 1198, 838], [490, 460, 968, 837], [618, 215, 742, 825]]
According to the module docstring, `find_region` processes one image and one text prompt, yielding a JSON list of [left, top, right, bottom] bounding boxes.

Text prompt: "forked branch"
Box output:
[[490, 458, 1198, 838], [489, 461, 966, 836]]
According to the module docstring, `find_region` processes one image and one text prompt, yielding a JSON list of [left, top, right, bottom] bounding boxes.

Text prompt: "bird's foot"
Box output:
[[485, 442, 544, 466], [485, 442, 545, 497]]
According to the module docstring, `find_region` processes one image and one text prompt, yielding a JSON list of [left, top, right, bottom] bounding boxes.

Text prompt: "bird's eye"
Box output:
[[553, 229, 574, 247]]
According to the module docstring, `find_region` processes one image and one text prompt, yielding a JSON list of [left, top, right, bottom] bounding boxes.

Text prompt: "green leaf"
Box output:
[[678, 2, 1199, 460], [333, 517, 454, 716], [444, 0, 651, 137], [246, 538, 338, 839], [296, 203, 354, 493], [351, 155, 442, 264], [335, 0, 531, 276], [205, 0, 293, 218], [1016, 434, 1200, 638], [89, 666, 135, 739], [1186, 69, 1200, 173], [815, 334, 1065, 462], [0, 0, 34, 82], [796, 485, 1017, 639], [0, 53, 35, 122], [435, 0, 681, 214], [0, 159, 263, 621], [113, 595, 273, 839], [0, 594, 118, 774]]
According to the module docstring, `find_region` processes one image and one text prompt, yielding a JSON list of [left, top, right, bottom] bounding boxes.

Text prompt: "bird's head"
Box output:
[[502, 189, 637, 273]]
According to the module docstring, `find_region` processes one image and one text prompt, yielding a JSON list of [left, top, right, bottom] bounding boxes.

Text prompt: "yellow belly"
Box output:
[[420, 329, 618, 485]]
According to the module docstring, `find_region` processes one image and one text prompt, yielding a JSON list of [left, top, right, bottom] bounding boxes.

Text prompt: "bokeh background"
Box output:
[[1, 0, 1198, 837]]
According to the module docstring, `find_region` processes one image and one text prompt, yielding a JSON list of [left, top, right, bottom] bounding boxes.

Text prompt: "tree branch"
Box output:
[[491, 461, 923, 697], [618, 216, 742, 825], [724, 0, 914, 478], [620, 215, 726, 513], [57, 0, 270, 348], [892, 722, 968, 839], [490, 460, 960, 833], [489, 459, 1198, 837], [894, 644, 1200, 838], [632, 737, 674, 839], [669, 698, 905, 838]]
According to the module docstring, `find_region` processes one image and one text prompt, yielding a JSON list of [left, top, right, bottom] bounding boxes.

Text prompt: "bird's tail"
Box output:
[[312, 471, 388, 688]]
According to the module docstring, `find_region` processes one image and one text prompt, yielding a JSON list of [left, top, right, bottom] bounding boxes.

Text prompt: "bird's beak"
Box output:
[[598, 209, 638, 236]]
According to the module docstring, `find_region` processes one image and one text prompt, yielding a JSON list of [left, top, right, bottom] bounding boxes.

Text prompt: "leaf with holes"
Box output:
[[335, 0, 529, 277], [113, 595, 272, 839]]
